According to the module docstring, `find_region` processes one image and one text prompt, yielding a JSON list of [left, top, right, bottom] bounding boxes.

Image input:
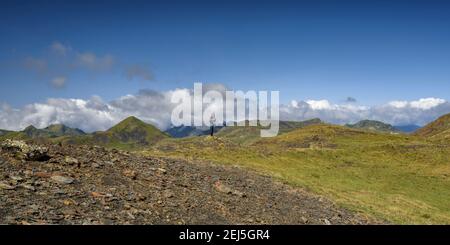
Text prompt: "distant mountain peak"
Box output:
[[108, 116, 154, 132], [16, 124, 85, 138], [97, 116, 169, 147], [24, 125, 37, 131], [122, 116, 141, 122]]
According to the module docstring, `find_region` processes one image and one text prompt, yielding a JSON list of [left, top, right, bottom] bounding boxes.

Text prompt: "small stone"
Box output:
[[157, 168, 167, 174], [0, 181, 15, 190], [104, 161, 114, 166], [54, 189, 66, 195], [126, 211, 135, 220], [214, 181, 232, 194], [234, 190, 246, 198], [50, 175, 74, 184], [64, 156, 79, 165], [163, 190, 175, 198], [63, 199, 73, 206], [34, 172, 52, 178], [19, 184, 36, 191], [213, 181, 245, 197], [301, 216, 309, 224], [123, 169, 137, 180], [150, 167, 167, 174], [23, 170, 33, 176], [324, 218, 331, 225], [91, 191, 104, 198], [10, 175, 23, 182]]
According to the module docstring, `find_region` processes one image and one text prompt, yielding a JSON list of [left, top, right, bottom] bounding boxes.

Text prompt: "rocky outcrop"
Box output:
[[0, 140, 50, 161]]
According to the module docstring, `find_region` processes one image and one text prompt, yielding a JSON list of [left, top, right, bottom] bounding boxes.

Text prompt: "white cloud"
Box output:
[[388, 100, 408, 108], [75, 52, 115, 70], [50, 41, 71, 56], [410, 98, 446, 110], [50, 76, 67, 89], [0, 97, 118, 132], [0, 89, 449, 133], [290, 100, 299, 108], [0, 88, 189, 132], [282, 97, 450, 126], [306, 100, 333, 110]]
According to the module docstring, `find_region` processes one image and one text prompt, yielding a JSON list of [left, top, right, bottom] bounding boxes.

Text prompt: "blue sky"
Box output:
[[1, 0, 450, 108]]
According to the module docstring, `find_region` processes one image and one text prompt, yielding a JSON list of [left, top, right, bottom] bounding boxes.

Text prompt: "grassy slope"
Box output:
[[415, 113, 450, 137], [345, 119, 399, 133], [57, 116, 169, 150], [0, 124, 85, 141], [146, 124, 450, 224], [0, 117, 169, 151], [215, 119, 322, 144]]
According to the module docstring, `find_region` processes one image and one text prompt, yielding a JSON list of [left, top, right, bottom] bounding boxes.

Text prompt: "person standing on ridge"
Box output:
[[209, 113, 216, 136]]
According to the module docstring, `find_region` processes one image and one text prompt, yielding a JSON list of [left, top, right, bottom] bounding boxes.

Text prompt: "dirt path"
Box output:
[[0, 142, 379, 224]]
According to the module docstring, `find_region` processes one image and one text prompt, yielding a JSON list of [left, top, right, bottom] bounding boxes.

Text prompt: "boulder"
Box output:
[[0, 139, 50, 161]]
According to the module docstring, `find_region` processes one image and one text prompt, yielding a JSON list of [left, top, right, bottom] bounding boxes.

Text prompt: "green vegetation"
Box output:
[[43, 124, 85, 137], [415, 113, 450, 139], [215, 118, 322, 144], [146, 122, 450, 224], [0, 116, 169, 150], [0, 124, 85, 140], [0, 129, 12, 136], [345, 119, 399, 133], [59, 116, 169, 150], [3, 114, 450, 224]]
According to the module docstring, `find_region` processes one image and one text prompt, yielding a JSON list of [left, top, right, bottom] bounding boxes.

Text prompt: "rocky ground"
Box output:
[[0, 140, 379, 224]]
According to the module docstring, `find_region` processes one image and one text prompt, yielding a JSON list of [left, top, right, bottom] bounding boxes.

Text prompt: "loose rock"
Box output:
[[50, 175, 74, 184], [0, 141, 381, 225], [1, 139, 50, 161], [64, 156, 79, 165], [0, 181, 15, 190]]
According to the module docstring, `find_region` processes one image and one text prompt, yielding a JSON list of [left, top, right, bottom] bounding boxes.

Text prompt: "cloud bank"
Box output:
[[282, 97, 449, 126], [19, 41, 146, 90], [1, 85, 449, 132]]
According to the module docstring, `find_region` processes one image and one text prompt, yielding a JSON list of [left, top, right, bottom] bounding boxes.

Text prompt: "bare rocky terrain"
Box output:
[[0, 140, 378, 225]]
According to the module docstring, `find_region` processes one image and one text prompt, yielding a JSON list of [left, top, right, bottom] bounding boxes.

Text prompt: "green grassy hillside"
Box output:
[[414, 113, 450, 139], [59, 116, 169, 150], [216, 118, 322, 144], [0, 124, 85, 140], [0, 129, 12, 136], [147, 123, 450, 224], [346, 119, 400, 133]]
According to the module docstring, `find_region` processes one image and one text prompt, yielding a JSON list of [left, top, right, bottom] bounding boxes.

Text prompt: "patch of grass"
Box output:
[[145, 124, 450, 224]]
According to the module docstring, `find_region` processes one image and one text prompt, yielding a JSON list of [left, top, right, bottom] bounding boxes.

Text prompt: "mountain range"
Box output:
[[165, 125, 223, 138], [0, 116, 168, 150], [2, 113, 450, 224], [2, 114, 450, 148], [147, 112, 450, 224]]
